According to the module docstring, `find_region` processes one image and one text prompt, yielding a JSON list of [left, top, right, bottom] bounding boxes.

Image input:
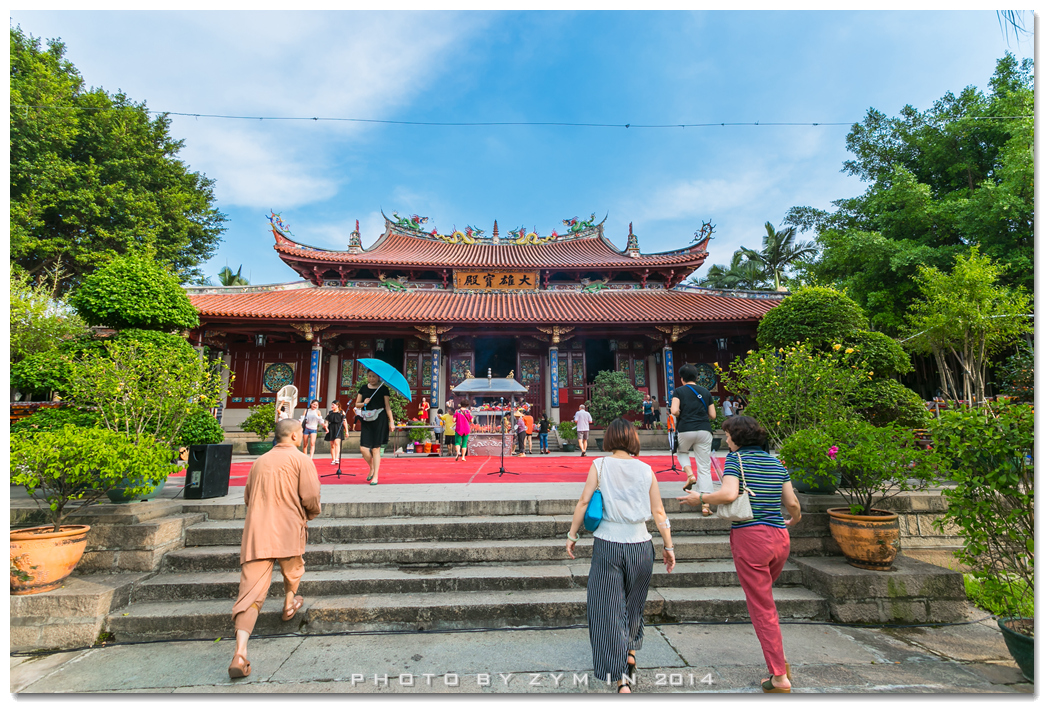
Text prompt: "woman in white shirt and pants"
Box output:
[[566, 418, 676, 693]]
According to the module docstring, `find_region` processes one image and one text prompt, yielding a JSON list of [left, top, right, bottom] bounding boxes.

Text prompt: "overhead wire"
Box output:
[[8, 104, 1033, 129]]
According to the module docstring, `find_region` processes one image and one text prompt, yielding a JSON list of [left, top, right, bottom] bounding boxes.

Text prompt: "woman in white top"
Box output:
[[299, 399, 324, 459], [566, 418, 676, 693]]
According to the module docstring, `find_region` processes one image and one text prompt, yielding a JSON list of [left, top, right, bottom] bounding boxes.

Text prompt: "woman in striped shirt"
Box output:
[[678, 415, 802, 693]]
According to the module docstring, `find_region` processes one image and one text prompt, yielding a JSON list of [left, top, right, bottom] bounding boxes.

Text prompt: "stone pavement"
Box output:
[[11, 606, 1031, 694]]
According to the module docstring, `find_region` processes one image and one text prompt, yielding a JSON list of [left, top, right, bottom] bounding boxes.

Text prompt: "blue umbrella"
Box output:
[[356, 358, 413, 402]]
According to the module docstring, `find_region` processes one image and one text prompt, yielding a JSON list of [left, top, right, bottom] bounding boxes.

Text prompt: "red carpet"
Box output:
[[169, 455, 725, 486]]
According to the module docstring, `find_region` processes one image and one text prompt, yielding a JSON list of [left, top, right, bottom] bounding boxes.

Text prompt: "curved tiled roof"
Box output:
[[190, 287, 778, 324], [274, 230, 707, 270]]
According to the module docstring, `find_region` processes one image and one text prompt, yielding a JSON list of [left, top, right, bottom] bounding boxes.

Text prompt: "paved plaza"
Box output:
[[11, 606, 1031, 694]]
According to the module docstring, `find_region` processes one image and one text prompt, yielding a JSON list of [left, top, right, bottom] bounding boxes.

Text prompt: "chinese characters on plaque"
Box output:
[[454, 271, 540, 291]]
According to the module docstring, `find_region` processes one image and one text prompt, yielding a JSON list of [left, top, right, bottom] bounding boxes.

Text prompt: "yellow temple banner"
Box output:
[[454, 270, 540, 291]]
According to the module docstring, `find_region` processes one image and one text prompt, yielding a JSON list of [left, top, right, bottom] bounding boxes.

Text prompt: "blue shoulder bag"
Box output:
[[583, 458, 605, 531]]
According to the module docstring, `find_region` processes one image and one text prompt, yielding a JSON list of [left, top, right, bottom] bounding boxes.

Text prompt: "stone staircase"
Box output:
[[103, 498, 828, 642]]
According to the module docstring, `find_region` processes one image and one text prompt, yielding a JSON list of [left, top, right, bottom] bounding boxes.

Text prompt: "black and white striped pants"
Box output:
[[587, 537, 655, 683]]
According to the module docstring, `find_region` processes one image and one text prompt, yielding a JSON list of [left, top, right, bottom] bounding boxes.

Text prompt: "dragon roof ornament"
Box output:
[[379, 210, 608, 245]]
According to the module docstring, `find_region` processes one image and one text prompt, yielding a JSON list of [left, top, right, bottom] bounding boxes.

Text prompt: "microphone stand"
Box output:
[[654, 428, 682, 476], [488, 413, 518, 477]]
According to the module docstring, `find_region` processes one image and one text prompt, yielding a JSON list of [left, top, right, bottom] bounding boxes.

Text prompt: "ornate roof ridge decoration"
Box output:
[[183, 280, 318, 295], [672, 283, 790, 300], [379, 211, 607, 246]]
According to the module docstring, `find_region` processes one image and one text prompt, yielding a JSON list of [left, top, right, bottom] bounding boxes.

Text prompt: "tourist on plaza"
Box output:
[[441, 407, 457, 458], [652, 397, 662, 425], [574, 404, 594, 457], [229, 418, 321, 679], [355, 370, 394, 486], [299, 400, 324, 459], [419, 396, 431, 423], [673, 364, 716, 516], [642, 395, 653, 429], [679, 415, 800, 693], [514, 410, 528, 457], [523, 410, 535, 453], [454, 398, 473, 462], [538, 413, 551, 454], [270, 404, 291, 444], [323, 401, 349, 466], [434, 408, 445, 447], [566, 418, 676, 693], [722, 396, 734, 417]]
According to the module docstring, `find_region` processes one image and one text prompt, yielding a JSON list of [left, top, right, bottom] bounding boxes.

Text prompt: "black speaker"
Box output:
[[184, 444, 233, 499]]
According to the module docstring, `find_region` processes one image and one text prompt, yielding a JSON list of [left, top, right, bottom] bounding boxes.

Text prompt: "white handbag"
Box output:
[[715, 453, 756, 522]]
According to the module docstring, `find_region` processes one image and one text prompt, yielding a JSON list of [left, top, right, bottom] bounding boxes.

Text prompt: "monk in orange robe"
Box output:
[[228, 418, 321, 678]]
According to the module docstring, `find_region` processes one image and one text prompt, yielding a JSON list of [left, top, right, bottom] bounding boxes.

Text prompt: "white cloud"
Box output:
[[15, 11, 490, 210], [629, 171, 770, 225]]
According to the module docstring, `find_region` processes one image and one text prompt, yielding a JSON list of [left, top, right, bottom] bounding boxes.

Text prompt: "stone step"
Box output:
[[164, 536, 738, 572], [182, 496, 705, 521], [105, 585, 828, 641], [132, 561, 806, 602], [183, 514, 733, 546]]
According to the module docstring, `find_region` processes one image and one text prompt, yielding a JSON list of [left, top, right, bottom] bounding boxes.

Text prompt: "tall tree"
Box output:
[[786, 53, 1033, 333], [698, 250, 768, 290], [740, 221, 818, 291], [10, 27, 226, 293], [217, 265, 249, 286]]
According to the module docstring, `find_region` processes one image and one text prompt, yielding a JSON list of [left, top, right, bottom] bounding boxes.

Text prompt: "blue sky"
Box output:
[[10, 10, 1034, 285]]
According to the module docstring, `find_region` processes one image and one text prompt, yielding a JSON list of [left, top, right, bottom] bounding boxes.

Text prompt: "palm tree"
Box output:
[[740, 221, 818, 291], [699, 250, 769, 290], [217, 265, 249, 286]]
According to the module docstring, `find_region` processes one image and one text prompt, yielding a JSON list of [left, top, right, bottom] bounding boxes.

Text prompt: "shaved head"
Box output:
[[275, 418, 302, 442]]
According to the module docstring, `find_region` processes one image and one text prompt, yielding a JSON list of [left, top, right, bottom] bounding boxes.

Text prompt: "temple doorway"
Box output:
[[474, 337, 518, 378], [374, 337, 405, 374], [585, 339, 615, 384]]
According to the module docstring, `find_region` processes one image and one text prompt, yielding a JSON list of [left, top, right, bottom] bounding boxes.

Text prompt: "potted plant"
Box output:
[[929, 400, 1034, 680], [10, 426, 176, 594], [241, 402, 277, 455], [780, 420, 933, 570], [408, 422, 430, 454], [558, 421, 578, 452]]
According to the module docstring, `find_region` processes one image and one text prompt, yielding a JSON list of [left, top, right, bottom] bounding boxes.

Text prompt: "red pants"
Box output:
[[730, 524, 790, 676]]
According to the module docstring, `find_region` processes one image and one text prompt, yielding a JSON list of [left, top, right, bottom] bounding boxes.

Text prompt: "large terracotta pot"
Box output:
[[826, 508, 900, 571], [10, 525, 91, 595]]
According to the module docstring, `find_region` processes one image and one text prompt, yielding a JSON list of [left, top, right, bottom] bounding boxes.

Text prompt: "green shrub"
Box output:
[[844, 329, 912, 378], [717, 342, 869, 449], [11, 350, 72, 400], [114, 328, 197, 357], [964, 574, 1033, 618], [852, 379, 930, 428], [175, 407, 225, 447], [69, 251, 199, 332], [67, 337, 229, 447], [757, 286, 868, 350], [11, 426, 177, 532], [241, 403, 277, 439], [557, 420, 578, 440], [778, 420, 934, 515], [930, 400, 1033, 619], [588, 370, 644, 426], [11, 407, 100, 436], [997, 346, 1033, 403]]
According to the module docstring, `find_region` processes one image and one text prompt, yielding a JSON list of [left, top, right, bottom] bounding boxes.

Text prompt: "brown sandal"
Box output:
[[683, 477, 697, 492], [228, 654, 251, 678], [282, 595, 303, 621], [761, 677, 790, 693]]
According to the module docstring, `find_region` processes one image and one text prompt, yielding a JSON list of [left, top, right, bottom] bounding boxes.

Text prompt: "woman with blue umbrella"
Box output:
[[353, 360, 410, 486]]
